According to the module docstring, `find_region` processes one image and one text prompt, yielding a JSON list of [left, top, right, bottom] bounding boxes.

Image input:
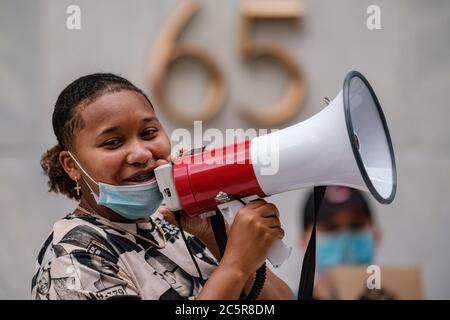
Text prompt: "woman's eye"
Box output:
[[103, 139, 122, 148], [142, 128, 157, 138]]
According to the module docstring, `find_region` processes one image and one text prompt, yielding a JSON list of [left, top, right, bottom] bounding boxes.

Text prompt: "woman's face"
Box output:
[[71, 90, 171, 192]]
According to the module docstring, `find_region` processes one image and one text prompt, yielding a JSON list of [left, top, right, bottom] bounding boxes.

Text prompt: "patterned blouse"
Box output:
[[31, 211, 218, 300]]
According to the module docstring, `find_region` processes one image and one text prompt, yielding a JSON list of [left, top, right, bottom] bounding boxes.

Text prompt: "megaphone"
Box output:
[[155, 70, 397, 267]]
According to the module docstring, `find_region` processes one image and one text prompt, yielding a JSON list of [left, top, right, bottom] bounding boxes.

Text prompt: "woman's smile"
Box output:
[[122, 169, 156, 185]]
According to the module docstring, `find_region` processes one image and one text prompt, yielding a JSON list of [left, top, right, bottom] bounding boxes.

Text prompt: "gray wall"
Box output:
[[1, 0, 449, 299]]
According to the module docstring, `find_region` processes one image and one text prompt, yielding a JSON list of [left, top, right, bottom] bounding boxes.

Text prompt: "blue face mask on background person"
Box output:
[[316, 230, 375, 272], [68, 152, 163, 220]]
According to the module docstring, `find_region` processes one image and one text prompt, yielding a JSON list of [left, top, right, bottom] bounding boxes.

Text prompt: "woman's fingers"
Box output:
[[245, 199, 267, 209], [169, 147, 185, 163], [275, 227, 285, 239], [156, 159, 169, 166], [264, 216, 282, 229], [159, 207, 177, 226], [258, 203, 280, 218], [266, 225, 285, 239]]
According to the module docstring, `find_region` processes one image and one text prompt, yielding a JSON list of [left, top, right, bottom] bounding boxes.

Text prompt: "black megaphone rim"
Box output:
[[343, 70, 397, 204]]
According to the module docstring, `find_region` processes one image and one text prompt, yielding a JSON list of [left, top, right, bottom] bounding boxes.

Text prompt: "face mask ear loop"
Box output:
[[67, 151, 99, 200]]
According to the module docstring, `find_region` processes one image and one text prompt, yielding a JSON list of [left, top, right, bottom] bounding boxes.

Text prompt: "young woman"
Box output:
[[33, 73, 293, 300]]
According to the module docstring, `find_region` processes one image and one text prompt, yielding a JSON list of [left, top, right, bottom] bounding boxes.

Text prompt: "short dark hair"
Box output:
[[302, 186, 372, 231]]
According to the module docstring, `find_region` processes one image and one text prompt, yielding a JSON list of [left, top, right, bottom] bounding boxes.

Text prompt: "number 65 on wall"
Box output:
[[148, 1, 305, 127]]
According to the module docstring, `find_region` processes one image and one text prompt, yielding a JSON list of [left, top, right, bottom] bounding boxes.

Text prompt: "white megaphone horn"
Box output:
[[155, 70, 397, 268]]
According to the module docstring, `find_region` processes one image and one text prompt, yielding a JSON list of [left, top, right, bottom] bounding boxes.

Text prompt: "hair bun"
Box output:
[[40, 144, 80, 200]]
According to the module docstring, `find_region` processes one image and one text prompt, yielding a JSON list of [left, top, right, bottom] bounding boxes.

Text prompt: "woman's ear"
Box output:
[[59, 150, 81, 181]]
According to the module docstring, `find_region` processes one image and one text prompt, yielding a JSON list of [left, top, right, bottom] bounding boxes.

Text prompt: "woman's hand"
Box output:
[[221, 199, 284, 275], [196, 199, 287, 300]]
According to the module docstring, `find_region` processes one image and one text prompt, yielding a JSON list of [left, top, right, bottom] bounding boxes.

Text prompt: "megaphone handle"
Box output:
[[216, 197, 292, 268]]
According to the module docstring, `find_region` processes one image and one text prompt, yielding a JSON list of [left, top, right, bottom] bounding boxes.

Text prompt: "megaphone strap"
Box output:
[[298, 186, 327, 300]]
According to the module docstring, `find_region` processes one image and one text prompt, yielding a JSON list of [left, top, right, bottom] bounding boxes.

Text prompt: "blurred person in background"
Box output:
[[300, 186, 382, 299]]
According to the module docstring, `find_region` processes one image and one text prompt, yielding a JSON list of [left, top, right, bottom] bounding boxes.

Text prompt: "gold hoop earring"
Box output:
[[74, 178, 81, 197]]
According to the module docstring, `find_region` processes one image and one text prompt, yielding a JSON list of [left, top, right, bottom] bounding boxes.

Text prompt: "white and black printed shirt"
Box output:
[[31, 211, 218, 300]]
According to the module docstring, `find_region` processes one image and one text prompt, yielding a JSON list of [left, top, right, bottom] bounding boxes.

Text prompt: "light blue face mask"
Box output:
[[316, 230, 375, 272], [68, 152, 163, 220]]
